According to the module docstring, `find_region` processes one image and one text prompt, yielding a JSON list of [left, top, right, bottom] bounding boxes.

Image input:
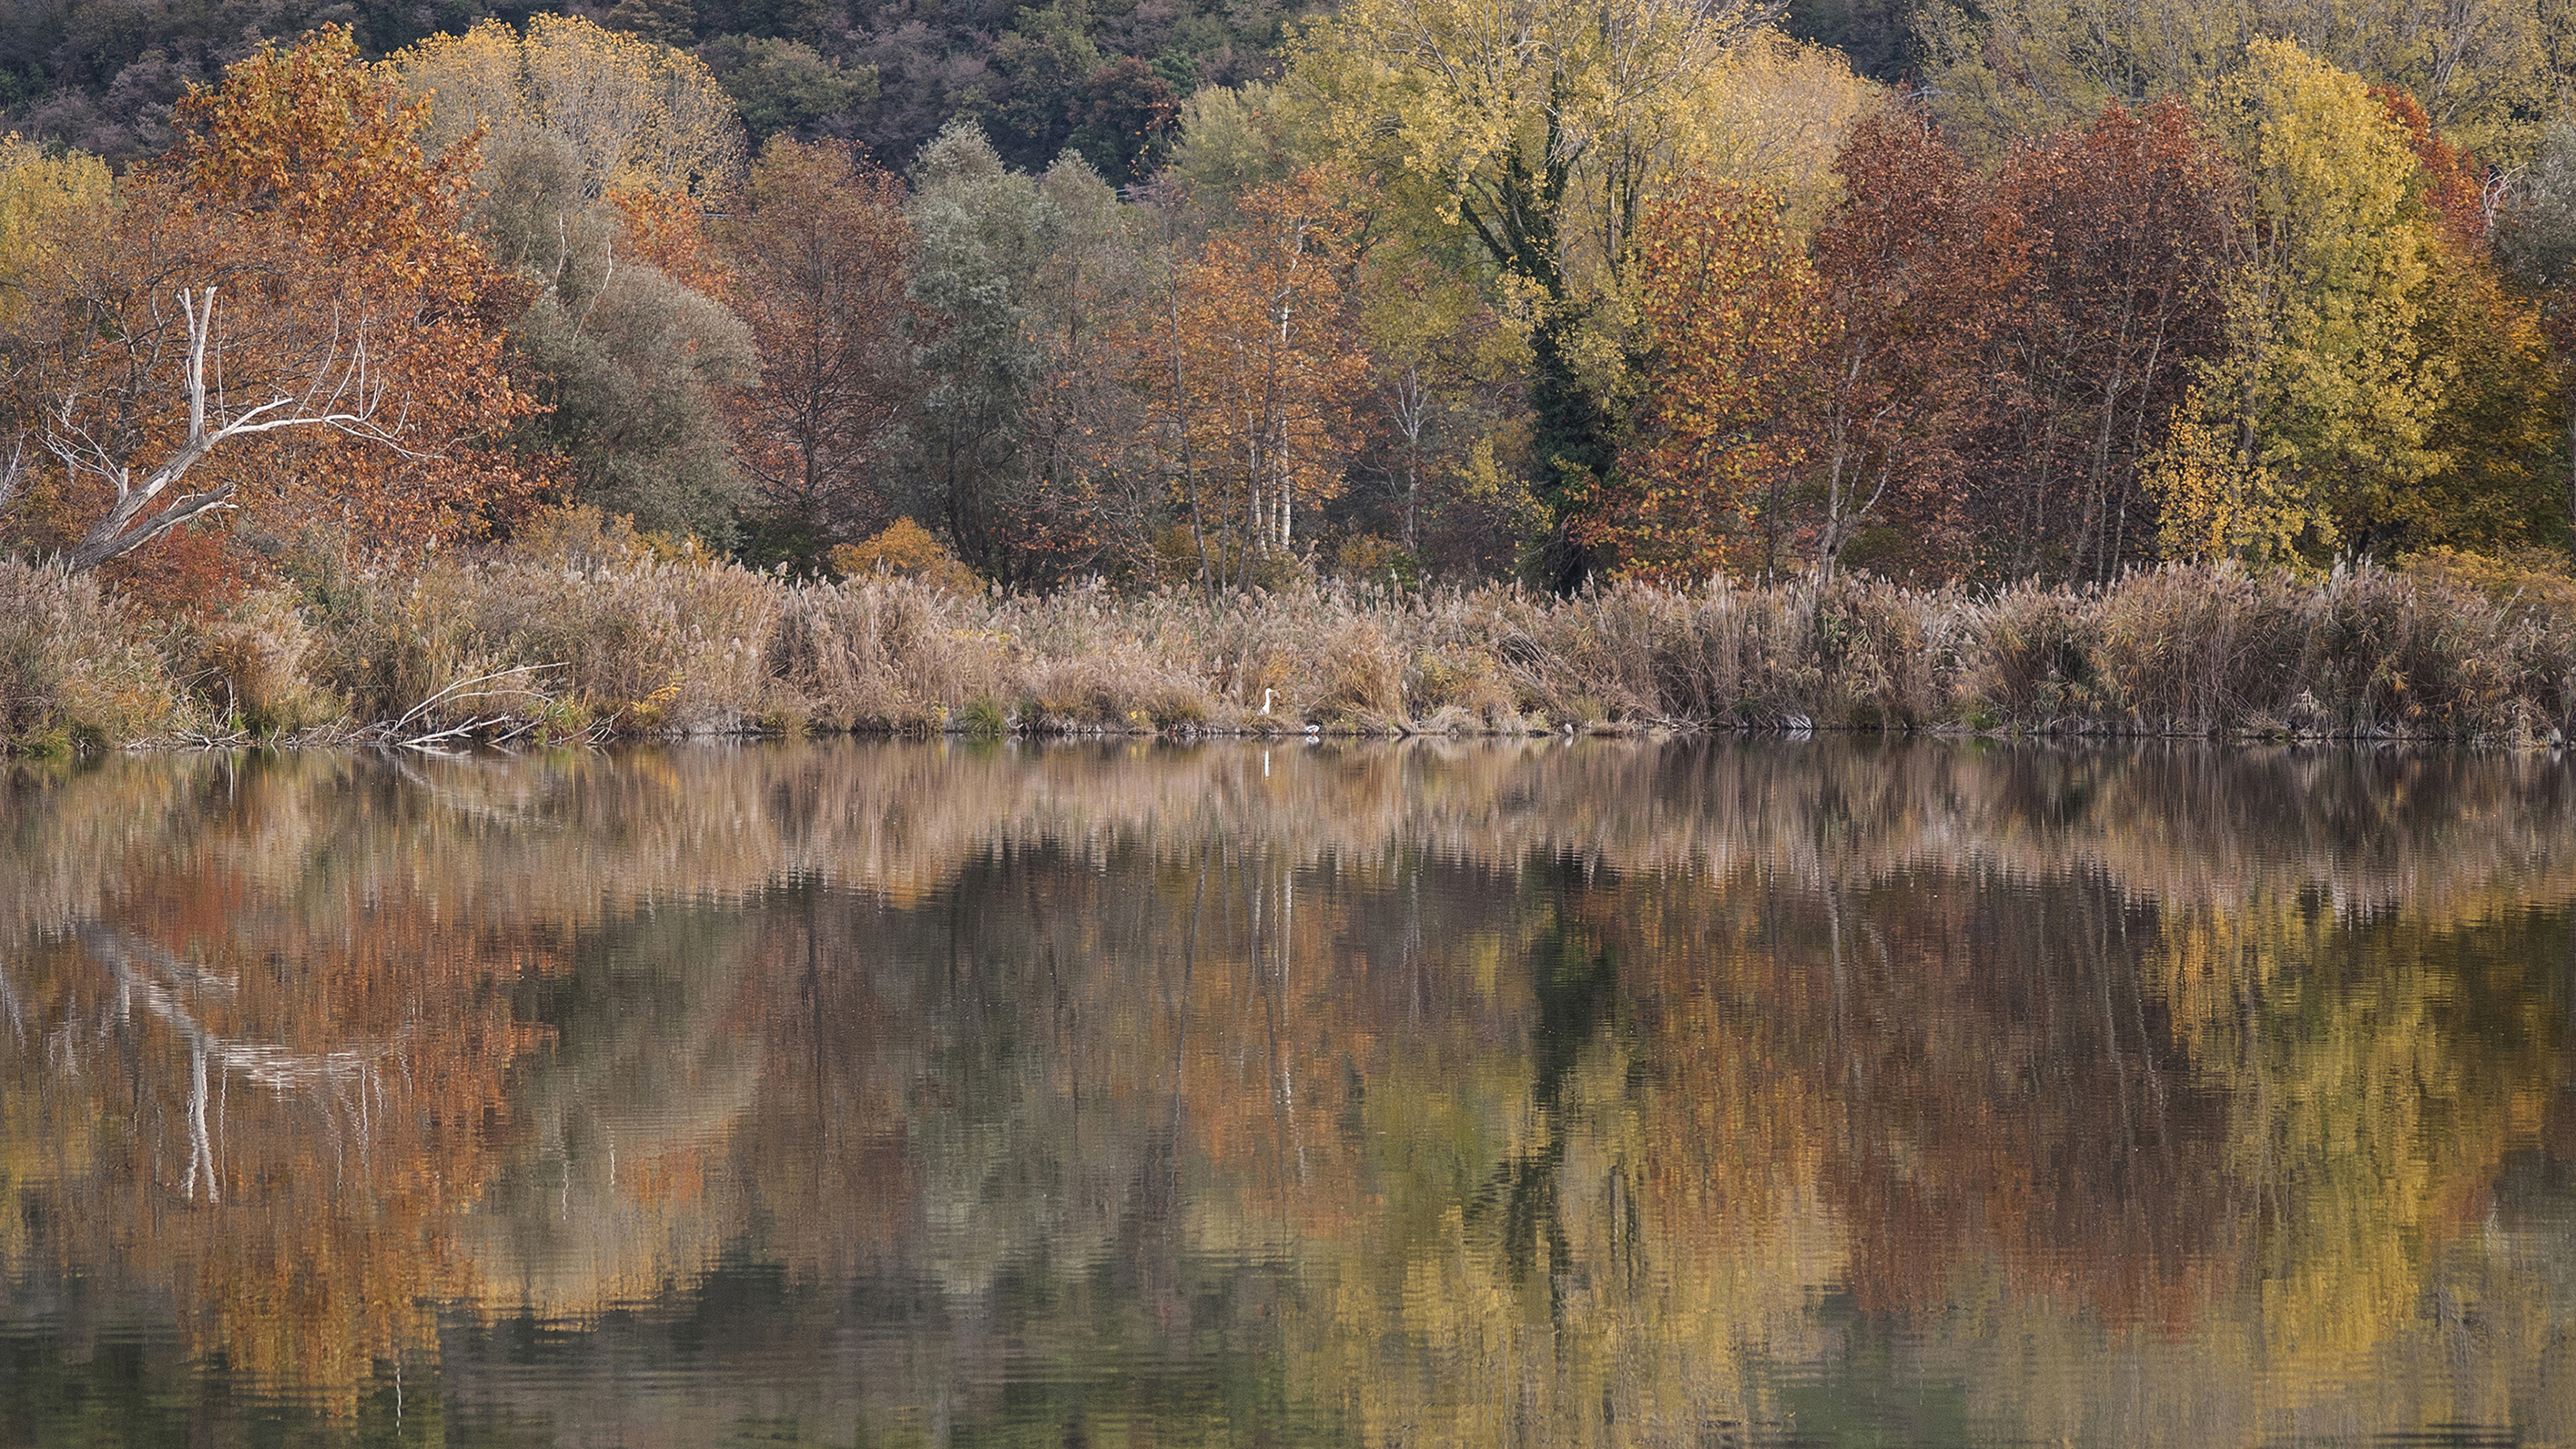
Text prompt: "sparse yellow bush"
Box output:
[[2403, 546, 2576, 625], [828, 519, 983, 595]]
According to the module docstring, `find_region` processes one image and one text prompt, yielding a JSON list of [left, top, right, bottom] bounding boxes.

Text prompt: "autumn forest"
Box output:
[[9, 0, 2576, 744]]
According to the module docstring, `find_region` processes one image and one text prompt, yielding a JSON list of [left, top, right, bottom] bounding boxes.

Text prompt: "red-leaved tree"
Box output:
[[1804, 103, 2012, 579], [1965, 97, 2235, 582]]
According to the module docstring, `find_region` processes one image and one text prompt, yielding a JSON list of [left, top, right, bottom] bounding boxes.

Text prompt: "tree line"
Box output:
[[5, 0, 2576, 598]]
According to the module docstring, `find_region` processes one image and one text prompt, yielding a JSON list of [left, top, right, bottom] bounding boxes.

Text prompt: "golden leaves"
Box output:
[[1292, 0, 1776, 291], [394, 15, 747, 204], [0, 136, 108, 308], [2175, 39, 2447, 562], [1603, 177, 1820, 582], [174, 26, 471, 271]]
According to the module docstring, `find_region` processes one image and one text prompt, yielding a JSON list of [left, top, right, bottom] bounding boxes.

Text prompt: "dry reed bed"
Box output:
[[4, 538, 2574, 751]]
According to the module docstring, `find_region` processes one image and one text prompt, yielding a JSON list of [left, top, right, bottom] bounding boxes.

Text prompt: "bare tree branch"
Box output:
[[55, 286, 416, 571]]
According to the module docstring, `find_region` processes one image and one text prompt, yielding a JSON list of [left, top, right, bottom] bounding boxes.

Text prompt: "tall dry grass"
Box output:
[[1977, 562, 2574, 738], [0, 559, 190, 753], [587, 559, 2576, 742], [8, 527, 2576, 751], [294, 509, 784, 738]]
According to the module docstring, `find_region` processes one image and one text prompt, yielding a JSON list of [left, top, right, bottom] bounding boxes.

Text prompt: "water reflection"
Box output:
[[1, 740, 2571, 1445]]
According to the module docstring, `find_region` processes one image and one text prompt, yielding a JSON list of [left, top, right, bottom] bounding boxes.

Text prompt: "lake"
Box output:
[[2, 738, 2571, 1447]]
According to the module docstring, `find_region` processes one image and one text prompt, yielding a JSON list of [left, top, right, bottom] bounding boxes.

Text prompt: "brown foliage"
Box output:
[[1636, 98, 2235, 586], [719, 139, 919, 554], [172, 26, 477, 270], [171, 27, 543, 540], [1962, 98, 2236, 582], [302, 506, 781, 736], [606, 183, 728, 295], [1606, 177, 1820, 582], [1803, 102, 2013, 578]]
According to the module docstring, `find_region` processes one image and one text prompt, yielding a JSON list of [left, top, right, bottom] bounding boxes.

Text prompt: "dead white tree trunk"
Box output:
[[52, 287, 402, 572]]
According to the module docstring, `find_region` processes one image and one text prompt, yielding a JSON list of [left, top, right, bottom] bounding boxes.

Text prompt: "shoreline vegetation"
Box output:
[[15, 21, 2576, 765], [9, 510, 2576, 754]]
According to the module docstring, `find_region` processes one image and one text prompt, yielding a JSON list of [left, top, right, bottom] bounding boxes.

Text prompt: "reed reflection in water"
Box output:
[[0, 738, 2571, 1447]]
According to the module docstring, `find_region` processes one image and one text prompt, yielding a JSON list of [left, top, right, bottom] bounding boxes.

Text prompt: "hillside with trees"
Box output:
[[0, 0, 1290, 173]]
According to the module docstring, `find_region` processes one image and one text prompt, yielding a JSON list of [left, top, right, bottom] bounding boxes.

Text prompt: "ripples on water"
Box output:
[[1, 739, 2572, 1447]]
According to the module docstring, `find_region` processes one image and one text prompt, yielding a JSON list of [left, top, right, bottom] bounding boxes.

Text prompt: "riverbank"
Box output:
[[5, 515, 2574, 753]]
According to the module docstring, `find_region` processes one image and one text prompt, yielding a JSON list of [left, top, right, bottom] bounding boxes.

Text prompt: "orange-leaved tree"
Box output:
[[1139, 167, 1370, 589], [1605, 177, 1821, 583], [606, 184, 732, 296], [0, 27, 538, 574]]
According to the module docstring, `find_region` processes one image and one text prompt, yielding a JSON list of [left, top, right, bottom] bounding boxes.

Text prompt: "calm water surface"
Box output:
[[3, 739, 2573, 1447]]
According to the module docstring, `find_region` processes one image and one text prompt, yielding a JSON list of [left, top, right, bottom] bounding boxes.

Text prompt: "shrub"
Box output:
[[180, 588, 342, 735], [829, 519, 983, 595], [1967, 583, 2104, 727], [295, 511, 781, 737]]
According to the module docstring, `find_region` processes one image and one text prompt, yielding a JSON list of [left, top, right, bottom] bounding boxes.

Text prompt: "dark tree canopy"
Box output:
[[0, 0, 1292, 170]]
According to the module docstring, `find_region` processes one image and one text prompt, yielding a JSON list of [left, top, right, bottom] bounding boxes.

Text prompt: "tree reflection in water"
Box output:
[[0, 740, 2571, 1445]]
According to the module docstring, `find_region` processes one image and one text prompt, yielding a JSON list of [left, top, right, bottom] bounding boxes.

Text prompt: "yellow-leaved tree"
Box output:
[[1916, 0, 2553, 164], [393, 14, 745, 203], [2155, 40, 2443, 562], [1694, 32, 1881, 238], [0, 137, 108, 309], [1281, 0, 1818, 588]]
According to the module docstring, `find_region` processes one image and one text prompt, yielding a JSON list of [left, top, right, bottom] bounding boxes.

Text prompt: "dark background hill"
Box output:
[[0, 0, 1310, 175], [0, 0, 1888, 176]]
